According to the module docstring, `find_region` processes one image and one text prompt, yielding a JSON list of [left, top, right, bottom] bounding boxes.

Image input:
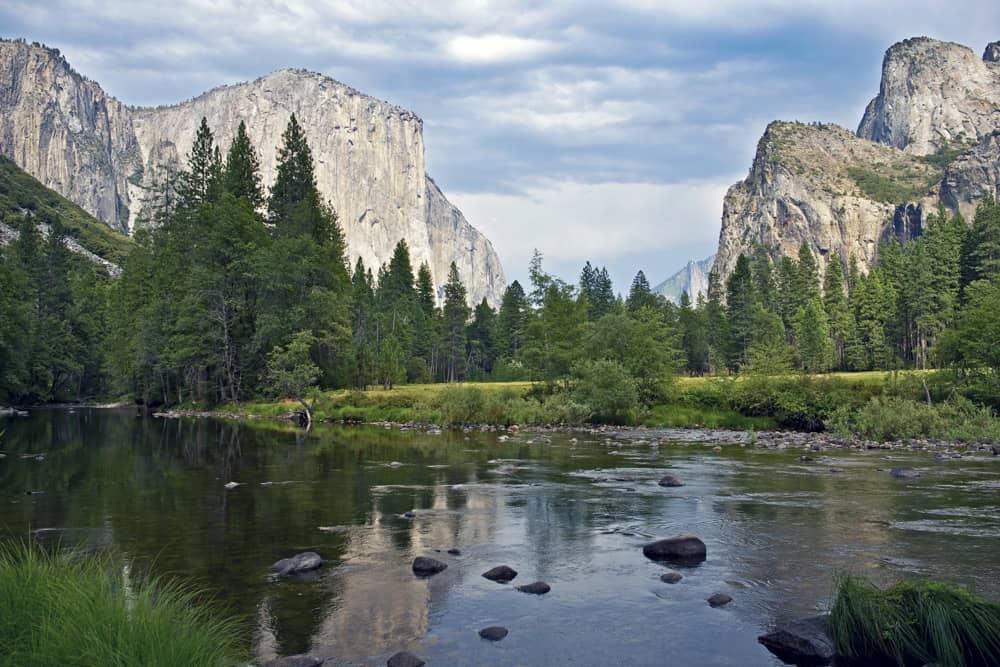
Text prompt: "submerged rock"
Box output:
[[660, 571, 683, 584], [642, 534, 707, 564], [758, 615, 834, 665], [516, 581, 551, 595], [482, 565, 518, 583], [479, 626, 509, 641], [387, 651, 425, 667], [262, 656, 324, 667], [707, 593, 732, 607], [890, 467, 920, 480], [412, 556, 448, 577], [657, 475, 685, 487], [447, 548, 461, 556], [270, 552, 323, 577]]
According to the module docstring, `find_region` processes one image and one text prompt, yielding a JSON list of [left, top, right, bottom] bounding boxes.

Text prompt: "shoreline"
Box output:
[[144, 408, 1000, 456]]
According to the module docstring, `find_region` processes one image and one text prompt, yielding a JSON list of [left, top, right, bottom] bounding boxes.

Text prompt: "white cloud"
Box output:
[[443, 33, 558, 65], [449, 178, 732, 283]]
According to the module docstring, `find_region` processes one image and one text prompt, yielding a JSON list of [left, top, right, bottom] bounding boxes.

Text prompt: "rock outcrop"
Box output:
[[653, 254, 714, 303], [858, 37, 1000, 156], [0, 39, 505, 305], [713, 37, 1000, 287]]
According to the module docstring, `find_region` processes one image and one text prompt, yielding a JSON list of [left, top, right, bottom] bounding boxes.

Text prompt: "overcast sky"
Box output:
[[3, 1, 999, 292]]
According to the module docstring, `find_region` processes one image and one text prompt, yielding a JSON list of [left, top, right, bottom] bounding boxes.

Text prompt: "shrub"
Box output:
[[570, 359, 638, 425], [828, 395, 1000, 441]]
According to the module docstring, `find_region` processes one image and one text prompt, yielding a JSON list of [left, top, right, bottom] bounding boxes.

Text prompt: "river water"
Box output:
[[2, 408, 999, 666]]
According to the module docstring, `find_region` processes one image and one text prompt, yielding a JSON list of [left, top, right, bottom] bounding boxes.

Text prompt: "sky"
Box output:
[[3, 1, 999, 293]]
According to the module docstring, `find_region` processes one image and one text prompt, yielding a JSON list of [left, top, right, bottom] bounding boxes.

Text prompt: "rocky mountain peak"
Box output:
[[985, 41, 1000, 62], [0, 38, 505, 306], [857, 36, 1000, 156]]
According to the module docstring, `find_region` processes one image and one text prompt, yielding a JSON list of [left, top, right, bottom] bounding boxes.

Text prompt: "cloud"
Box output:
[[443, 33, 558, 65], [449, 178, 732, 287]]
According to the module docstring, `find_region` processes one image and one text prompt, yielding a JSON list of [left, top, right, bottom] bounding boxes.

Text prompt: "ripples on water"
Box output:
[[2, 409, 999, 666]]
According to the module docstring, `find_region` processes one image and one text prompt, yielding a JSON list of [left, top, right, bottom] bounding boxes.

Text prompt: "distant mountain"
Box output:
[[0, 155, 131, 275], [653, 254, 714, 304]]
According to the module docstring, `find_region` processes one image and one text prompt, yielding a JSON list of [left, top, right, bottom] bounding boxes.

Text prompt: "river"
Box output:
[[2, 408, 999, 666]]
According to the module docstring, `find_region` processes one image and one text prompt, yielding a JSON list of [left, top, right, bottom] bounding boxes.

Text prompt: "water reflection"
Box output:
[[2, 410, 999, 666]]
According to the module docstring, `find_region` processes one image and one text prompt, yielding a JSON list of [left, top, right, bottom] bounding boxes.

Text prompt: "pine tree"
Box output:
[[590, 267, 616, 320], [679, 291, 709, 375], [223, 120, 264, 208], [442, 263, 470, 382], [793, 297, 833, 373], [268, 114, 325, 239], [823, 253, 851, 369], [178, 117, 222, 210], [626, 270, 659, 312], [467, 298, 497, 377], [960, 194, 1000, 296], [725, 254, 754, 365], [496, 280, 528, 361]]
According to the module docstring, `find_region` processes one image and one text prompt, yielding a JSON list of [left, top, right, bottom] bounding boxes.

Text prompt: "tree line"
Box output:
[[2, 112, 999, 413]]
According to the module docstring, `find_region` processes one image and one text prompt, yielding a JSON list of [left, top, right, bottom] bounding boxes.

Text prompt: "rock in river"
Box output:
[[642, 534, 707, 564], [516, 581, 551, 595], [890, 467, 920, 480], [262, 656, 324, 667], [387, 651, 425, 667], [758, 615, 834, 665], [660, 571, 683, 584], [657, 475, 685, 487], [270, 552, 323, 577], [479, 626, 509, 641], [412, 556, 448, 577], [707, 593, 732, 607], [482, 565, 518, 583]]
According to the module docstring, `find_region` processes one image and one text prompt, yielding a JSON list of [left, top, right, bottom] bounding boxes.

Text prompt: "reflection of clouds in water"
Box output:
[[264, 480, 506, 661]]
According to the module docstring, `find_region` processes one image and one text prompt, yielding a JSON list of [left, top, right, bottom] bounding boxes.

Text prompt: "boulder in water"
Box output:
[[387, 652, 425, 667], [412, 556, 447, 577], [516, 581, 550, 594], [482, 565, 518, 583], [479, 626, 509, 641], [660, 571, 683, 584], [270, 552, 323, 577], [642, 534, 707, 563], [890, 467, 920, 480], [707, 593, 732, 607], [758, 615, 834, 665], [657, 475, 685, 487]]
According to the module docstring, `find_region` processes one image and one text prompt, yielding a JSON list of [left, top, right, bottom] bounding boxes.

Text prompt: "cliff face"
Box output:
[[0, 41, 140, 232], [714, 37, 1000, 286], [654, 254, 714, 304], [0, 41, 505, 306], [857, 37, 1000, 156]]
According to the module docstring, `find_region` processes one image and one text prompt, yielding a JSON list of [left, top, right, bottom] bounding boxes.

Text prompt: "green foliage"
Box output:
[[830, 574, 1000, 667], [0, 155, 132, 264], [829, 394, 1000, 441], [265, 330, 320, 407], [846, 165, 937, 204], [570, 359, 639, 424], [0, 541, 245, 666]]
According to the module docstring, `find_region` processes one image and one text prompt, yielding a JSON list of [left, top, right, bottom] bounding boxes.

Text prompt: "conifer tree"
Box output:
[[178, 117, 222, 210], [223, 120, 264, 208], [496, 280, 528, 361], [442, 263, 470, 382], [626, 270, 659, 312]]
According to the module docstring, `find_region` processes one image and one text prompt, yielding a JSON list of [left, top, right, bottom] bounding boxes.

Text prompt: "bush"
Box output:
[[0, 542, 245, 666], [570, 359, 639, 425], [830, 575, 1000, 667], [828, 395, 1000, 441]]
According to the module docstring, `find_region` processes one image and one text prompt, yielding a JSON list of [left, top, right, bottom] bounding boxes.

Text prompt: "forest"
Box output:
[[2, 115, 999, 428]]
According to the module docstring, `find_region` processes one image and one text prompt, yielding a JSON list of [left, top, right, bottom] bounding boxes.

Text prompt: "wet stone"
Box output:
[[660, 571, 683, 584], [708, 593, 732, 607], [412, 556, 447, 577], [516, 581, 551, 595], [482, 565, 518, 583], [387, 652, 425, 667], [479, 626, 509, 641]]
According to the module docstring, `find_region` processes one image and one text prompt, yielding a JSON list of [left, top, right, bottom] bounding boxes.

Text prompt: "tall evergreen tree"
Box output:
[[223, 120, 264, 208], [442, 263, 470, 382], [178, 117, 222, 210], [496, 280, 528, 361], [626, 270, 659, 312]]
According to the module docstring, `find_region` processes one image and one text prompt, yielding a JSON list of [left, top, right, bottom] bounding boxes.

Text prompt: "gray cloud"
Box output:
[[3, 0, 999, 288]]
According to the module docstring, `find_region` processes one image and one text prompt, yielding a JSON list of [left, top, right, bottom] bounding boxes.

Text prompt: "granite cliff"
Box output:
[[0, 40, 504, 305], [654, 254, 714, 304], [713, 37, 1000, 285]]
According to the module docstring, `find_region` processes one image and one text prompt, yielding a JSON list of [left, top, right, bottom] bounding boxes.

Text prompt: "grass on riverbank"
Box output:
[[0, 542, 246, 666], [830, 575, 1000, 667], [216, 370, 1000, 440]]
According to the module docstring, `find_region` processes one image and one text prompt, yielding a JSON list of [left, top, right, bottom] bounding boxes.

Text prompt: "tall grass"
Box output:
[[0, 541, 246, 666], [830, 575, 1000, 667]]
